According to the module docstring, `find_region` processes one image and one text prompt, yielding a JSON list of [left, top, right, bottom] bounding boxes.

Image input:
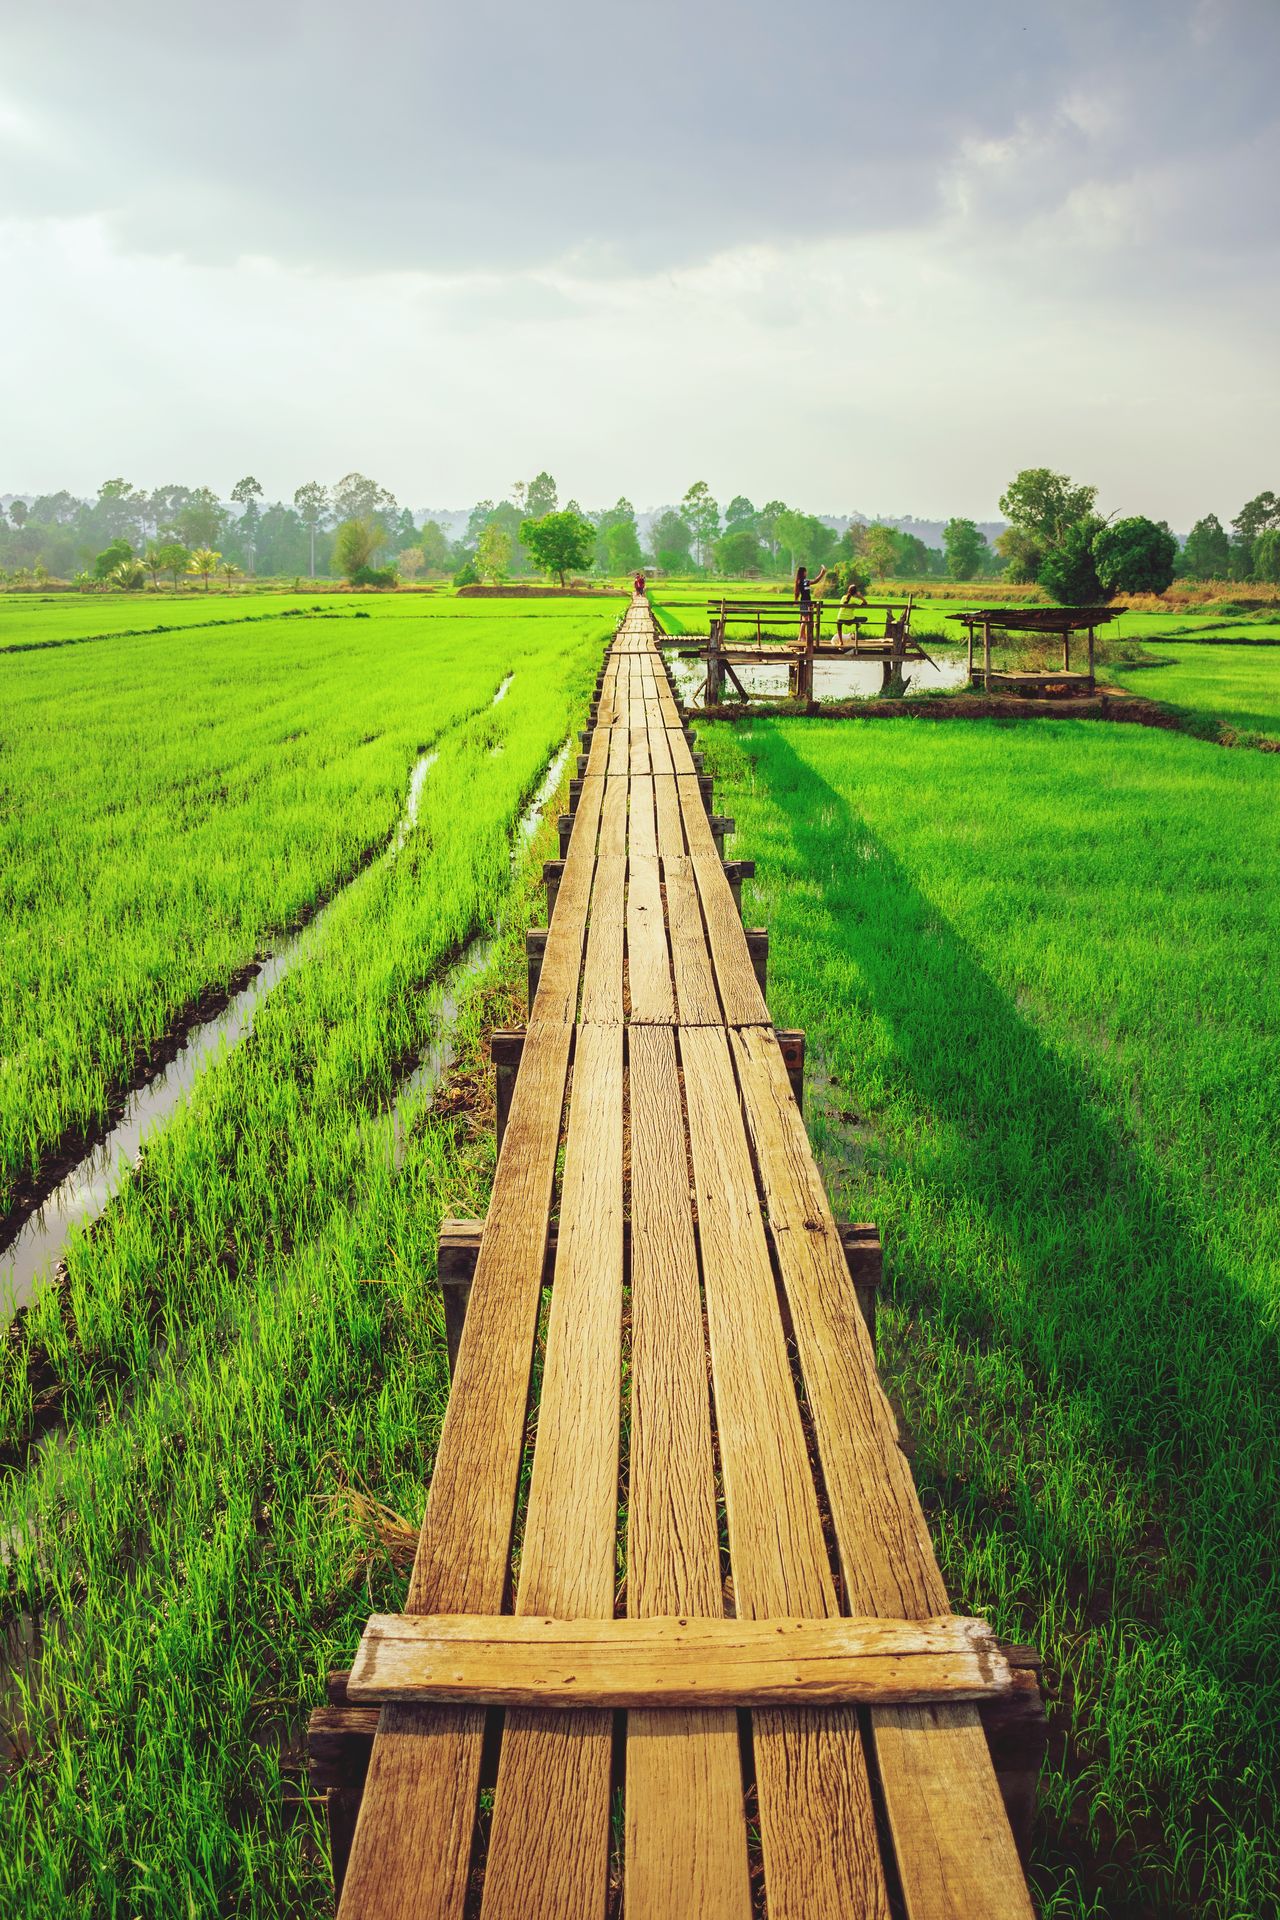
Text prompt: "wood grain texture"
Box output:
[[680, 1025, 890, 1920], [729, 1025, 1033, 1918], [337, 1020, 573, 1920], [531, 776, 603, 1024], [629, 773, 657, 860], [348, 1613, 1013, 1706], [627, 854, 675, 1023], [690, 852, 771, 1026], [481, 1023, 625, 1920], [664, 855, 722, 1025], [628, 1024, 751, 1920], [579, 854, 625, 1025]]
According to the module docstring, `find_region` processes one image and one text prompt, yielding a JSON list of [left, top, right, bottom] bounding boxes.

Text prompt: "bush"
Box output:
[[349, 565, 397, 589], [1039, 518, 1104, 605], [1094, 516, 1178, 596], [452, 559, 480, 587]]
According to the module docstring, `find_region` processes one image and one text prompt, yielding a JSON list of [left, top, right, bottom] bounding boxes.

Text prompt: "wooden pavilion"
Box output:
[[949, 605, 1119, 695]]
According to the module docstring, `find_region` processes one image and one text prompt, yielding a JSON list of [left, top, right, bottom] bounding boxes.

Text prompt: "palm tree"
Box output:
[[143, 545, 165, 590], [188, 547, 221, 592], [110, 560, 148, 590]]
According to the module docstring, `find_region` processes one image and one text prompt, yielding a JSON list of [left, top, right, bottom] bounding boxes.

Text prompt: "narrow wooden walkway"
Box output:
[[332, 600, 1035, 1918]]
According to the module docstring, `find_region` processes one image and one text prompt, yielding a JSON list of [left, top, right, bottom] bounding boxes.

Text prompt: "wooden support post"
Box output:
[[489, 1030, 526, 1150], [579, 729, 592, 751], [690, 751, 704, 773], [1062, 628, 1070, 672], [1087, 625, 1095, 688], [438, 1217, 483, 1375], [542, 858, 564, 920], [557, 813, 573, 858], [977, 1644, 1048, 1864], [568, 777, 582, 811], [967, 620, 975, 684], [983, 616, 992, 694], [722, 857, 755, 913], [774, 1028, 804, 1111], [745, 927, 768, 996], [698, 772, 714, 810], [709, 813, 734, 858], [838, 1222, 880, 1346], [525, 928, 547, 1012], [576, 753, 588, 778]]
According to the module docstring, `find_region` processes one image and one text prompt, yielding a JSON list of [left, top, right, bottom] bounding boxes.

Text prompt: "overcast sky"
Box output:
[[2, 0, 1276, 523]]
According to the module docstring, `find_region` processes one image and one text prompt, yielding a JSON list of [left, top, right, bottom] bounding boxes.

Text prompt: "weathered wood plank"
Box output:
[[729, 1026, 1034, 1918], [627, 853, 675, 1023], [691, 852, 771, 1025], [629, 773, 657, 861], [337, 1021, 573, 1920], [664, 855, 721, 1025], [349, 1613, 1013, 1707], [579, 853, 625, 1025], [480, 1023, 625, 1920], [681, 1024, 891, 1920], [628, 1025, 751, 1920]]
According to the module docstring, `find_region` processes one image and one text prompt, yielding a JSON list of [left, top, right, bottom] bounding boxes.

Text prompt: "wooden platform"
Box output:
[[326, 599, 1038, 1918]]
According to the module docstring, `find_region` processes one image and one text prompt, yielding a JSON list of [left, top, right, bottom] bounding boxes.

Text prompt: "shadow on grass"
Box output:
[[743, 721, 1280, 1918]]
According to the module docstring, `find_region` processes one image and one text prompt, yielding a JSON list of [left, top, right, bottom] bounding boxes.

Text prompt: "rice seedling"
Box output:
[[698, 714, 1280, 1919]]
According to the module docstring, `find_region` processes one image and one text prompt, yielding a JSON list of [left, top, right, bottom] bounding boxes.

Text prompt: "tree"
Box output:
[[157, 541, 190, 589], [1230, 491, 1280, 577], [999, 469, 1098, 551], [477, 523, 513, 583], [93, 537, 134, 579], [92, 477, 146, 544], [150, 484, 193, 536], [188, 547, 221, 592], [230, 476, 264, 574], [9, 498, 28, 528], [420, 520, 450, 572], [756, 499, 787, 567], [943, 517, 990, 581], [398, 547, 425, 581], [220, 559, 243, 591], [651, 510, 693, 573], [1251, 528, 1280, 584], [175, 487, 226, 550], [1093, 517, 1178, 596], [1179, 514, 1231, 579], [774, 509, 837, 574], [109, 559, 147, 590], [681, 481, 720, 569], [334, 518, 381, 580], [862, 524, 898, 581], [995, 527, 1043, 582], [526, 471, 558, 517], [293, 482, 330, 577], [332, 472, 396, 528], [521, 509, 594, 586], [143, 544, 167, 590], [713, 528, 763, 576], [1038, 518, 1104, 604], [724, 495, 757, 531], [594, 499, 642, 575]]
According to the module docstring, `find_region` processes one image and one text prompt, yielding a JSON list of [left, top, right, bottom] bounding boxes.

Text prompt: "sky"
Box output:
[[1, 0, 1276, 524]]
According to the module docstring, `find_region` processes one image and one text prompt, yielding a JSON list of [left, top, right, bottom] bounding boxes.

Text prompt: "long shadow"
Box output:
[[737, 720, 1280, 1915]]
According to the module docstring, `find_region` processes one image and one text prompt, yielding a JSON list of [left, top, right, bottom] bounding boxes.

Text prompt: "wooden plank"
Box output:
[[691, 852, 771, 1026], [676, 772, 719, 860], [729, 1026, 1034, 1918], [480, 1024, 625, 1920], [530, 776, 604, 1025], [654, 775, 686, 859], [645, 714, 674, 778], [598, 774, 627, 856], [349, 1614, 1013, 1707], [628, 773, 657, 861], [627, 1025, 751, 1920], [664, 855, 721, 1025], [580, 853, 625, 1025], [338, 1021, 573, 1920], [627, 853, 674, 1023], [608, 725, 630, 777], [680, 1025, 890, 1920]]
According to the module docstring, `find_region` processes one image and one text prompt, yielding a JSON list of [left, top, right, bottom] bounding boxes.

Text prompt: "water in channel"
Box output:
[[0, 719, 565, 1325]]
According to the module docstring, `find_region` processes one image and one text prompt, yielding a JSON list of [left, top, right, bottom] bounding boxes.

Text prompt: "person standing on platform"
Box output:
[[633, 571, 647, 597], [794, 562, 827, 644]]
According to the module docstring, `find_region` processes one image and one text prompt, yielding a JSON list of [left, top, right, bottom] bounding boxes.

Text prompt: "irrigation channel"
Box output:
[[0, 706, 569, 1327], [667, 649, 969, 703]]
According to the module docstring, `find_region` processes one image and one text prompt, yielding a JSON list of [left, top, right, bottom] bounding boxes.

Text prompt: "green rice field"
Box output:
[[0, 591, 611, 1912], [2, 588, 1277, 1917], [699, 713, 1280, 1918]]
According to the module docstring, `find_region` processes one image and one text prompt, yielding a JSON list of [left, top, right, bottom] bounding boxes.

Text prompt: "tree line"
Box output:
[[2, 468, 1277, 598]]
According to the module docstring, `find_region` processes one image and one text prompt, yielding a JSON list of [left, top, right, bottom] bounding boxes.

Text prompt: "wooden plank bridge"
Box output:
[[314, 597, 1042, 1918]]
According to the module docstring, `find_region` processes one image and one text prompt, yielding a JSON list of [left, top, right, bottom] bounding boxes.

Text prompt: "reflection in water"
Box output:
[[1, 738, 568, 1323], [668, 650, 969, 704]]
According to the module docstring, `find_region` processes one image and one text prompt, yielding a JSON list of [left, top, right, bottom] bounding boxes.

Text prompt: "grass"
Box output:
[[1115, 643, 1280, 743], [698, 714, 1280, 1919], [0, 597, 618, 1226], [0, 600, 599, 1913]]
